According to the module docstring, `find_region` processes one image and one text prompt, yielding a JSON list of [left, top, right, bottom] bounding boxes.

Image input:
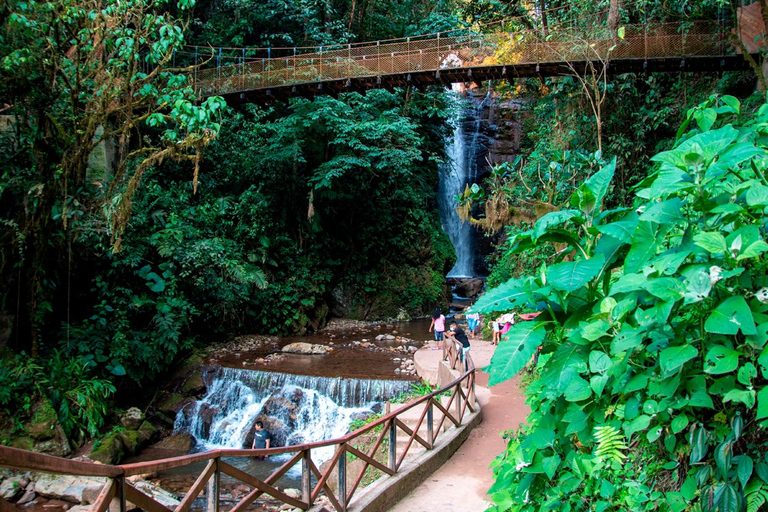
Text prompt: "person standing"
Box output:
[[251, 421, 271, 460], [428, 308, 447, 358], [466, 310, 480, 339], [447, 321, 471, 372]]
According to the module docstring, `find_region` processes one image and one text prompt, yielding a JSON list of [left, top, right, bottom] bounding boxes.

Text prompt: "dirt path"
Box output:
[[390, 340, 530, 512]]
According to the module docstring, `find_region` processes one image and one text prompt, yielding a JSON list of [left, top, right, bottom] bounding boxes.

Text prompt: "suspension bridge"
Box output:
[[186, 12, 754, 103]]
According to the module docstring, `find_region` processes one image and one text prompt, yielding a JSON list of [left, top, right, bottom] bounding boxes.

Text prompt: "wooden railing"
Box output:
[[0, 343, 476, 512], [187, 14, 733, 97]]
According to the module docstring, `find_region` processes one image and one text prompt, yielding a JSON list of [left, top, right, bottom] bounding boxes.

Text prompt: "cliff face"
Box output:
[[442, 84, 530, 277]]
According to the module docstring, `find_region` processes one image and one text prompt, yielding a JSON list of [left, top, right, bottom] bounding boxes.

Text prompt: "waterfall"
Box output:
[[439, 86, 490, 278], [173, 367, 412, 464]]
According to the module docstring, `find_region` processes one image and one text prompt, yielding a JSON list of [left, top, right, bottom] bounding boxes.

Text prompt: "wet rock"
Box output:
[[119, 407, 145, 430], [137, 421, 157, 444], [181, 370, 206, 395], [282, 342, 331, 355], [284, 488, 301, 499], [150, 433, 195, 452], [17, 484, 35, 504], [34, 473, 107, 503], [0, 477, 26, 500], [131, 480, 180, 510], [454, 278, 484, 298], [157, 393, 188, 416]]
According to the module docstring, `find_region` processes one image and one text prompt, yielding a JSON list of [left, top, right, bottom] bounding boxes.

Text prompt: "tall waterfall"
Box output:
[[439, 86, 490, 278], [173, 367, 412, 464]]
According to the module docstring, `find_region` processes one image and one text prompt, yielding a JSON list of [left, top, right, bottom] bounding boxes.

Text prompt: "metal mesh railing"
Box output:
[[191, 19, 731, 97]]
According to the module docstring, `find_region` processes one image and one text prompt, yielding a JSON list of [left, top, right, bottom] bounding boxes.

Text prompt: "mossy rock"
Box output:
[[28, 399, 59, 440], [137, 421, 156, 444], [90, 432, 124, 464], [10, 436, 34, 451], [118, 430, 140, 455], [157, 393, 187, 416], [180, 370, 205, 395]]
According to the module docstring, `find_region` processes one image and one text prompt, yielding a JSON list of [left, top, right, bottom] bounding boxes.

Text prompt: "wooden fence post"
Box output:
[[388, 420, 397, 472], [302, 449, 313, 508], [338, 445, 347, 511], [427, 401, 434, 448], [206, 458, 219, 512]]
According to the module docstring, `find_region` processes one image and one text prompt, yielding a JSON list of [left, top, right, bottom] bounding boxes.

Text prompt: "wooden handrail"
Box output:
[[0, 344, 476, 512]]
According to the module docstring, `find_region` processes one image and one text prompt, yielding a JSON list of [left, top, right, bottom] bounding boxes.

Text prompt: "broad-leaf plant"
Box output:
[[478, 95, 768, 512]]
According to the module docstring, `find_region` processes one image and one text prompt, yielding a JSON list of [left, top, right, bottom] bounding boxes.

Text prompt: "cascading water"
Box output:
[[439, 85, 491, 278], [173, 367, 412, 466]]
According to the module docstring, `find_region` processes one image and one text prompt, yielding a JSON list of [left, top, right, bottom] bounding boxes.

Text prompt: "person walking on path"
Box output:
[[466, 310, 480, 339], [251, 421, 272, 459], [428, 308, 447, 358]]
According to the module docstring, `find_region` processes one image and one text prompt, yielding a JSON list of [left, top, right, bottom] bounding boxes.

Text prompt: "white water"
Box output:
[[439, 86, 490, 278], [173, 367, 412, 466]]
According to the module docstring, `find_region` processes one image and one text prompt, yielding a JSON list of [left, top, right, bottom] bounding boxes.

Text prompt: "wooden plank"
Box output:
[[345, 444, 395, 476], [0, 446, 122, 477], [121, 451, 214, 476], [124, 483, 174, 512], [308, 456, 343, 512], [219, 461, 306, 510], [227, 450, 305, 511], [92, 479, 116, 512], [175, 459, 215, 512]]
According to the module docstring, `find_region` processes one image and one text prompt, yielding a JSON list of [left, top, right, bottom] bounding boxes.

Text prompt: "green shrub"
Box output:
[[478, 94, 768, 512]]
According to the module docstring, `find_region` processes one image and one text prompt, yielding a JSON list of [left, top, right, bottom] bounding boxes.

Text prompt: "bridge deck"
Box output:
[[188, 18, 750, 103]]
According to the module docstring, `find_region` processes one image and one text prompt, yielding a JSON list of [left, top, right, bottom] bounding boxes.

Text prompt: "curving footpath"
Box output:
[[391, 339, 530, 512]]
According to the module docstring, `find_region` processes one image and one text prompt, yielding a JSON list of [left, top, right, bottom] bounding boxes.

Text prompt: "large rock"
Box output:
[[454, 278, 484, 298], [281, 342, 331, 355], [180, 370, 206, 395], [0, 477, 26, 500], [34, 473, 107, 503], [89, 432, 124, 465], [156, 393, 189, 416], [150, 433, 195, 452], [0, 396, 71, 458], [119, 408, 145, 430]]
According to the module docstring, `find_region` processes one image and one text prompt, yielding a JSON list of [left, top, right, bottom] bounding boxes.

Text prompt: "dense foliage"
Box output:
[[477, 95, 768, 512]]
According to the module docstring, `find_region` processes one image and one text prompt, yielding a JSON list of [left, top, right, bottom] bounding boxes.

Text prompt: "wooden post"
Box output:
[[319, 45, 323, 78], [427, 401, 434, 448], [454, 383, 461, 421], [302, 449, 313, 508], [193, 46, 198, 94], [388, 420, 397, 472], [377, 41, 380, 75], [118, 477, 126, 512], [206, 458, 219, 512], [338, 445, 347, 511]]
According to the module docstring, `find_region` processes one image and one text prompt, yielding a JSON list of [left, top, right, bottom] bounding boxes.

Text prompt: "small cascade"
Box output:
[[439, 85, 492, 278], [173, 368, 411, 463]]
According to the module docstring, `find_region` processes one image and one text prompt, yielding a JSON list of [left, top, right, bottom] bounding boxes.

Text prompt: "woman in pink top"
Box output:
[[428, 308, 447, 358]]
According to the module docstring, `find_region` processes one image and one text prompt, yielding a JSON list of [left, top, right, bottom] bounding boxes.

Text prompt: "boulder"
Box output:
[[1, 397, 71, 457], [281, 342, 331, 355], [17, 484, 35, 505], [89, 432, 124, 464], [181, 370, 206, 395], [454, 278, 484, 298], [118, 430, 140, 455], [136, 421, 157, 444], [150, 433, 195, 452], [0, 477, 26, 500], [34, 473, 107, 503], [119, 408, 145, 430], [157, 393, 189, 416], [130, 480, 180, 509]]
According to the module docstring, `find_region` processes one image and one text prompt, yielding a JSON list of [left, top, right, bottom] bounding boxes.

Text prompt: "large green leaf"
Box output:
[[705, 296, 757, 336], [639, 198, 685, 225], [660, 345, 698, 377], [683, 268, 712, 304], [487, 322, 547, 386], [693, 232, 727, 254], [597, 218, 638, 244], [757, 387, 768, 419], [652, 125, 738, 168], [547, 255, 605, 293], [472, 276, 532, 313], [533, 210, 581, 241], [704, 345, 742, 375], [584, 158, 616, 208]]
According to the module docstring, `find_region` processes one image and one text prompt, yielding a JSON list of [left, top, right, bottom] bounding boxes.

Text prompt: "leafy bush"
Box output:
[[478, 95, 768, 512]]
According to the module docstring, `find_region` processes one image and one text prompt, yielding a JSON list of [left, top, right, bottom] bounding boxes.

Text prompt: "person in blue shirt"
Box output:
[[251, 421, 272, 459], [447, 321, 471, 371]]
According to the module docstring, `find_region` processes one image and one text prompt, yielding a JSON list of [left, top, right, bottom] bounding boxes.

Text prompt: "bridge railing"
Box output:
[[191, 19, 730, 97], [0, 343, 476, 512]]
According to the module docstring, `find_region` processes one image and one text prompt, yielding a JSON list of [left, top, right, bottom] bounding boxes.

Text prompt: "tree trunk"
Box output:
[[539, 0, 548, 36], [608, 0, 622, 36]]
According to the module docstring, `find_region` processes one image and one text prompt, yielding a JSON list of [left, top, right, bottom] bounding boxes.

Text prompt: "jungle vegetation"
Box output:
[[1, 11, 767, 512]]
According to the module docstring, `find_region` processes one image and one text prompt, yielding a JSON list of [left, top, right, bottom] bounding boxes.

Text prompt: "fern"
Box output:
[[746, 480, 768, 512], [593, 425, 627, 463]]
